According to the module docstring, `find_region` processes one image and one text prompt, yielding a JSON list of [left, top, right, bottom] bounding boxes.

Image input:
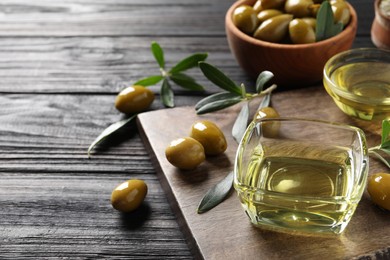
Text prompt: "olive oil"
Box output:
[[235, 143, 358, 234], [325, 61, 390, 120]]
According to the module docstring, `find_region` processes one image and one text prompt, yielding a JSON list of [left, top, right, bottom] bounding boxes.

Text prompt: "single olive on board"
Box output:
[[115, 85, 155, 114], [232, 5, 259, 34], [289, 18, 316, 44], [111, 179, 148, 213], [189, 120, 227, 156], [165, 137, 206, 170], [253, 107, 280, 137], [367, 173, 390, 210]]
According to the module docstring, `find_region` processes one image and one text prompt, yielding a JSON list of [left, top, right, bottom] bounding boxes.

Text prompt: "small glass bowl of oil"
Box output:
[[234, 118, 368, 235], [323, 48, 390, 121]]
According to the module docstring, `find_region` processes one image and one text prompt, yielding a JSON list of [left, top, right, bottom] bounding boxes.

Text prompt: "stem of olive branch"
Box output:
[[246, 84, 277, 100]]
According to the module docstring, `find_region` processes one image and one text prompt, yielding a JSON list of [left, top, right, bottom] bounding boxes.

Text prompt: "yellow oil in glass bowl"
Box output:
[[323, 48, 390, 121], [234, 119, 368, 235]]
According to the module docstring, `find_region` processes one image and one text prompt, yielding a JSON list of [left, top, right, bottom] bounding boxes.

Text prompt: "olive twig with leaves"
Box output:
[[196, 61, 277, 142], [196, 63, 277, 214], [134, 42, 208, 108]]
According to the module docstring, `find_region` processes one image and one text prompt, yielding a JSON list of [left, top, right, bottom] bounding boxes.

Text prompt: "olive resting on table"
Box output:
[[367, 173, 390, 211], [232, 0, 351, 44], [253, 107, 281, 137], [165, 137, 206, 170], [115, 85, 155, 114], [111, 179, 148, 213]]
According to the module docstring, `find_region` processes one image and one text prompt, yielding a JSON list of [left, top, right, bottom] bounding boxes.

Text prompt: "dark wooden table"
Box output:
[[0, 0, 378, 259]]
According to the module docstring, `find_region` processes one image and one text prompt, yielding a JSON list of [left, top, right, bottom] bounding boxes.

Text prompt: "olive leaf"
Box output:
[[196, 97, 241, 115], [369, 120, 390, 168], [169, 53, 208, 74], [161, 78, 174, 108], [256, 71, 274, 93], [133, 42, 207, 108], [232, 102, 249, 143], [195, 92, 240, 111], [87, 115, 137, 158], [197, 171, 234, 214], [381, 120, 390, 149], [151, 41, 165, 69], [316, 1, 343, 42], [133, 75, 163, 86], [169, 73, 204, 91], [198, 62, 242, 95]]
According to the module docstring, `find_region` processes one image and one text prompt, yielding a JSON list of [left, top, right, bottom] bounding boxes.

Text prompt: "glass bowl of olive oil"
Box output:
[[323, 48, 390, 121], [234, 118, 368, 235]]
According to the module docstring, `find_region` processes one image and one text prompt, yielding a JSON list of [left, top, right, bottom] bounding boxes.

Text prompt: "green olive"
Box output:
[[261, 0, 286, 10], [115, 85, 154, 114], [165, 137, 205, 170], [189, 120, 227, 156], [284, 0, 314, 18], [111, 179, 148, 213], [257, 9, 283, 23], [301, 17, 317, 30], [330, 0, 351, 26], [289, 18, 316, 44], [233, 5, 259, 34], [367, 173, 390, 210], [253, 107, 280, 137], [253, 14, 293, 43], [253, 0, 263, 13]]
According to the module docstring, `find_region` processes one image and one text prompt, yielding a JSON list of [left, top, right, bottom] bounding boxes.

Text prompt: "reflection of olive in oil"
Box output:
[[367, 173, 390, 210]]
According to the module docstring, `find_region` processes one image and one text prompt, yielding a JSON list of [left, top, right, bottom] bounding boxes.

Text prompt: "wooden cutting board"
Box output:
[[137, 86, 389, 260]]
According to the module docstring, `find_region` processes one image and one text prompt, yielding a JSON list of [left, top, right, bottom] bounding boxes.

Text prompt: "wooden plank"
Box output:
[[0, 0, 234, 37], [0, 172, 192, 259], [137, 86, 388, 260], [0, 0, 373, 37], [0, 93, 199, 258], [0, 34, 375, 94]]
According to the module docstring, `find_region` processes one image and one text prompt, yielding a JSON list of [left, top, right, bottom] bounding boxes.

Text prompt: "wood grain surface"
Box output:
[[0, 0, 382, 259], [137, 87, 388, 260]]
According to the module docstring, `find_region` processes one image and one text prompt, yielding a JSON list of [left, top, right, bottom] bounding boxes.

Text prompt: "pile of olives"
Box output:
[[232, 0, 351, 44], [165, 120, 227, 170]]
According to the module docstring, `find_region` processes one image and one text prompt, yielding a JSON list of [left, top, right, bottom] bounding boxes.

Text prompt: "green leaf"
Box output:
[[316, 1, 343, 42], [232, 102, 249, 143], [381, 119, 390, 149], [133, 75, 164, 86], [256, 71, 274, 93], [197, 171, 234, 214], [87, 115, 137, 158], [196, 97, 241, 115], [199, 62, 241, 95], [169, 53, 208, 74], [195, 92, 240, 111], [151, 41, 165, 69], [161, 78, 174, 107], [169, 73, 204, 91]]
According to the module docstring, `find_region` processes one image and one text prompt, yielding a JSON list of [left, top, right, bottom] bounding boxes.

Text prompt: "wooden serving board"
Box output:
[[137, 86, 389, 260]]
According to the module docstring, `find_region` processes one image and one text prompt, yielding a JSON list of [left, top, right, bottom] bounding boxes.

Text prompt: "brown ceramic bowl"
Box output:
[[225, 0, 358, 87], [371, 0, 390, 50]]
